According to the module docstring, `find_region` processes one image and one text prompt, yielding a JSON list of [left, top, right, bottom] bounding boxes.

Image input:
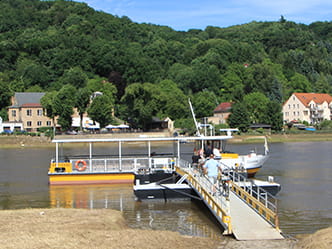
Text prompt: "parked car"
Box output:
[[65, 130, 78, 135]]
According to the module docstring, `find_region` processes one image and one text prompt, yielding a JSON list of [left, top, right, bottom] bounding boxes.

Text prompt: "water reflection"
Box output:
[[49, 184, 223, 238]]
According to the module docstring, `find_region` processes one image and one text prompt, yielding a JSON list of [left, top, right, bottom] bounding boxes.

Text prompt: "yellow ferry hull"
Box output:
[[48, 172, 135, 185]]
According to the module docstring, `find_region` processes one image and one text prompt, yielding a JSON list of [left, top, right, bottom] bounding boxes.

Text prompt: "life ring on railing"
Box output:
[[75, 160, 87, 171]]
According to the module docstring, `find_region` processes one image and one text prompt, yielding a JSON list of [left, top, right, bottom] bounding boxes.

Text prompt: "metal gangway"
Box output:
[[175, 159, 284, 240]]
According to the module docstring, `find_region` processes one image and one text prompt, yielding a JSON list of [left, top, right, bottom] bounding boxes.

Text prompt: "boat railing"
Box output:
[[52, 157, 175, 174]]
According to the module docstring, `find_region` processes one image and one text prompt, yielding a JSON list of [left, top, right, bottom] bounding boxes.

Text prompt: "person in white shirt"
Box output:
[[213, 147, 221, 160]]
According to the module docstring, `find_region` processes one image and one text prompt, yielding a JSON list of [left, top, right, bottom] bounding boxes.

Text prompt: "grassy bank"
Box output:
[[1, 132, 332, 149], [231, 132, 332, 143]]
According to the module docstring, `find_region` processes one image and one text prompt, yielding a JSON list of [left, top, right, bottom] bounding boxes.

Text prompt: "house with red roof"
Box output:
[[208, 102, 232, 125], [282, 93, 332, 124]]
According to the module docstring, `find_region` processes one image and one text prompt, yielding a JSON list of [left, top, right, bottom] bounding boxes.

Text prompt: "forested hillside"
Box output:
[[1, 0, 331, 131]]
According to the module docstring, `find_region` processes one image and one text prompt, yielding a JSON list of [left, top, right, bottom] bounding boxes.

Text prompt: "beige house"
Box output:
[[7, 92, 55, 132], [282, 93, 332, 124], [208, 102, 232, 125]]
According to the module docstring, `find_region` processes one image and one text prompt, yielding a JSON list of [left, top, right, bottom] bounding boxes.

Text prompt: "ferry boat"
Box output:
[[48, 131, 270, 185], [48, 135, 233, 185]]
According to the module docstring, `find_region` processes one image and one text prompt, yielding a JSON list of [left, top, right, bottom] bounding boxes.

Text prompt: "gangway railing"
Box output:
[[176, 159, 280, 234], [226, 170, 279, 229], [176, 159, 232, 234]]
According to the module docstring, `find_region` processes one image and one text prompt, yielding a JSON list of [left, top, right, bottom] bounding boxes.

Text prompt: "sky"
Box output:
[[79, 0, 332, 31]]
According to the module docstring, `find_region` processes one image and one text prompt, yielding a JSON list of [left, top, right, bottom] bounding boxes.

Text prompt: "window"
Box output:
[[37, 109, 43, 116], [27, 121, 32, 126], [12, 110, 16, 117], [288, 104, 291, 109], [46, 121, 51, 126], [304, 111, 308, 115], [37, 121, 42, 126], [27, 109, 32, 116]]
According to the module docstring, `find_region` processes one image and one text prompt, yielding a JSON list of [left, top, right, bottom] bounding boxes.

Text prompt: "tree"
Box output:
[[75, 87, 92, 131], [0, 77, 12, 111], [58, 67, 88, 89], [40, 91, 57, 137], [192, 91, 219, 119], [221, 69, 245, 102], [262, 101, 283, 131], [191, 60, 221, 93], [157, 80, 188, 120], [15, 58, 50, 90], [315, 73, 331, 93], [87, 94, 114, 129], [53, 85, 76, 131], [227, 102, 250, 132], [120, 83, 161, 130], [86, 77, 117, 101], [167, 63, 195, 94], [287, 73, 312, 96], [243, 92, 270, 124]]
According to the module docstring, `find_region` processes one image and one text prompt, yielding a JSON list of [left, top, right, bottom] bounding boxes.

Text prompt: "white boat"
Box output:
[[219, 149, 269, 178], [234, 177, 281, 196], [192, 130, 269, 178], [189, 99, 269, 178]]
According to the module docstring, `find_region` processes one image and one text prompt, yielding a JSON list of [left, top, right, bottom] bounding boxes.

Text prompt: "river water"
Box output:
[[0, 141, 331, 238]]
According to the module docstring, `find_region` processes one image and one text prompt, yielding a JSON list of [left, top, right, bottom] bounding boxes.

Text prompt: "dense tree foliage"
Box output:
[[75, 87, 92, 131], [53, 84, 76, 130], [1, 0, 332, 131], [87, 94, 114, 128]]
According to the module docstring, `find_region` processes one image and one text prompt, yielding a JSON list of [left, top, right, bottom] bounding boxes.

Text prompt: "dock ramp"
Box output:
[[230, 191, 283, 240], [175, 160, 284, 241]]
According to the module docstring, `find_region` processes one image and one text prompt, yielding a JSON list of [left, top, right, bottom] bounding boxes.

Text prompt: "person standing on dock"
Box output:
[[203, 154, 221, 195]]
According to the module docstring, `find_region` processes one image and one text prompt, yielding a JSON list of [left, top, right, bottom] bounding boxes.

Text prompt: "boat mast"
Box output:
[[188, 98, 201, 136]]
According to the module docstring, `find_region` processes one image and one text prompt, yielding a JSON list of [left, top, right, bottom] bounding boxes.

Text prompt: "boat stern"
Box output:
[[49, 161, 73, 173]]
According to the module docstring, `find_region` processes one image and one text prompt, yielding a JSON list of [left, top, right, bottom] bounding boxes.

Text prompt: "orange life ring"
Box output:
[[75, 160, 87, 171]]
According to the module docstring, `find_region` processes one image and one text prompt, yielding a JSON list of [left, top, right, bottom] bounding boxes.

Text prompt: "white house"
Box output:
[[282, 93, 332, 124], [0, 116, 23, 133]]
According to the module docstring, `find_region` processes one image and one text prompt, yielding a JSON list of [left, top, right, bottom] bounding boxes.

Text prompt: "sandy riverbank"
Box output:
[[1, 132, 332, 149], [1, 208, 330, 248], [0, 208, 308, 249]]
